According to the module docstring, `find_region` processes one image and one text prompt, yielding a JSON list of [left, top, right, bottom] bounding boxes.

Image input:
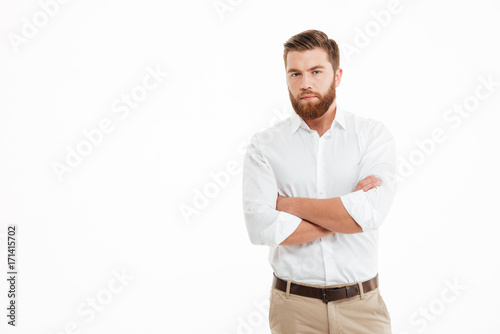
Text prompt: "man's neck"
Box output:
[[303, 101, 337, 137]]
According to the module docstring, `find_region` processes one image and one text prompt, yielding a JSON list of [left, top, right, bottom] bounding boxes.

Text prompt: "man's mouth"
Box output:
[[300, 95, 317, 101]]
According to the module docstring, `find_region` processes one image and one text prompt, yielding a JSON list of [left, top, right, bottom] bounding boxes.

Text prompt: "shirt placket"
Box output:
[[317, 129, 334, 283]]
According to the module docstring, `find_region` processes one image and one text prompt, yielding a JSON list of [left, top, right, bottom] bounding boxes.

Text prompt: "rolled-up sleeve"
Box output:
[[242, 135, 303, 247], [340, 120, 397, 232]]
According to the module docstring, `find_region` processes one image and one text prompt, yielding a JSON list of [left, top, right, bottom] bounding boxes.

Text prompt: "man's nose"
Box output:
[[300, 73, 312, 90]]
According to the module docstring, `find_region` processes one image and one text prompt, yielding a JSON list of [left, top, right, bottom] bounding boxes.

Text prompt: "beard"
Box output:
[[289, 79, 336, 120]]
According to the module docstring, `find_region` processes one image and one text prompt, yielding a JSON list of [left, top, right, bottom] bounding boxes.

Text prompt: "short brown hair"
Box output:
[[283, 29, 340, 71]]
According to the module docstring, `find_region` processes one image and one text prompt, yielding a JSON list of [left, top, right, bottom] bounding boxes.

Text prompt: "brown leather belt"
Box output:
[[273, 273, 378, 303]]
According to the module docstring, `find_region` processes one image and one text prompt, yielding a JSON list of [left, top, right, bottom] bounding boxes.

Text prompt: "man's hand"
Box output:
[[354, 175, 382, 192]]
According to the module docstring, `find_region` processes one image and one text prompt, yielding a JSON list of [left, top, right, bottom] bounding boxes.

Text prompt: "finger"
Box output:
[[365, 176, 382, 185], [357, 178, 372, 188], [362, 180, 382, 191], [359, 175, 379, 187], [356, 176, 382, 191], [363, 175, 377, 181]]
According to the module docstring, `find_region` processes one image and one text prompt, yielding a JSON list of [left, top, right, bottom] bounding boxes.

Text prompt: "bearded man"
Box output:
[[242, 29, 397, 333]]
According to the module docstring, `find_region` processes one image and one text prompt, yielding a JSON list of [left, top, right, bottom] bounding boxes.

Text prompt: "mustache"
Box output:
[[299, 91, 319, 98]]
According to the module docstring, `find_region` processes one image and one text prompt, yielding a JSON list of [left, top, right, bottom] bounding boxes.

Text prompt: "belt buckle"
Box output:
[[321, 286, 351, 303], [321, 289, 329, 303]]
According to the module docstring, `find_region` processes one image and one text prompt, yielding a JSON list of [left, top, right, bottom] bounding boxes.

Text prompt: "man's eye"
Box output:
[[313, 70, 321, 74], [291, 73, 300, 77]]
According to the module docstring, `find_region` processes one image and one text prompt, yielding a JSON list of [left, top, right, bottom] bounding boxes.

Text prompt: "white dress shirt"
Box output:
[[242, 104, 396, 285]]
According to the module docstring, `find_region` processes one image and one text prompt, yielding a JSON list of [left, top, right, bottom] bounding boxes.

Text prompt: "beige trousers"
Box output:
[[269, 276, 392, 334]]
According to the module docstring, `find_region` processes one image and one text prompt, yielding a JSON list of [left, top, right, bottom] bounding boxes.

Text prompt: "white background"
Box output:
[[1, 0, 499, 333]]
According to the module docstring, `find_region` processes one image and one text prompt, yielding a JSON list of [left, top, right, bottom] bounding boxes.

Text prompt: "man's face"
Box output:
[[286, 48, 341, 120]]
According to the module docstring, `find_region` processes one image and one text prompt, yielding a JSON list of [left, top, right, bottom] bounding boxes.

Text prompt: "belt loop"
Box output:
[[357, 281, 365, 300], [285, 280, 291, 299]]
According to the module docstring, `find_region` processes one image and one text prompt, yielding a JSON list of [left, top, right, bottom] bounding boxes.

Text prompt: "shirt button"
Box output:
[[319, 191, 324, 196]]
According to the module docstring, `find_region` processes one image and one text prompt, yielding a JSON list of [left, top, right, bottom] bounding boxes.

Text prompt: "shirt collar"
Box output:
[[290, 105, 346, 135]]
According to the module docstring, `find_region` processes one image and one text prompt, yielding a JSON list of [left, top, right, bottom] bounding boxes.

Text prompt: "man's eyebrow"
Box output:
[[287, 65, 326, 73]]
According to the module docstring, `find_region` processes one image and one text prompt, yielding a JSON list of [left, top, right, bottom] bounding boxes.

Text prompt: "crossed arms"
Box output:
[[242, 121, 396, 248], [277, 175, 382, 246]]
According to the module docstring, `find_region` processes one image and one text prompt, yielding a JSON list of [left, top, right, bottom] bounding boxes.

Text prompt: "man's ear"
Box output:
[[335, 68, 343, 88]]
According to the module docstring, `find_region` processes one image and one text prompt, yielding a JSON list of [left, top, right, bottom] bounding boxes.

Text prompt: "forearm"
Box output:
[[283, 197, 362, 234], [279, 219, 335, 246]]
